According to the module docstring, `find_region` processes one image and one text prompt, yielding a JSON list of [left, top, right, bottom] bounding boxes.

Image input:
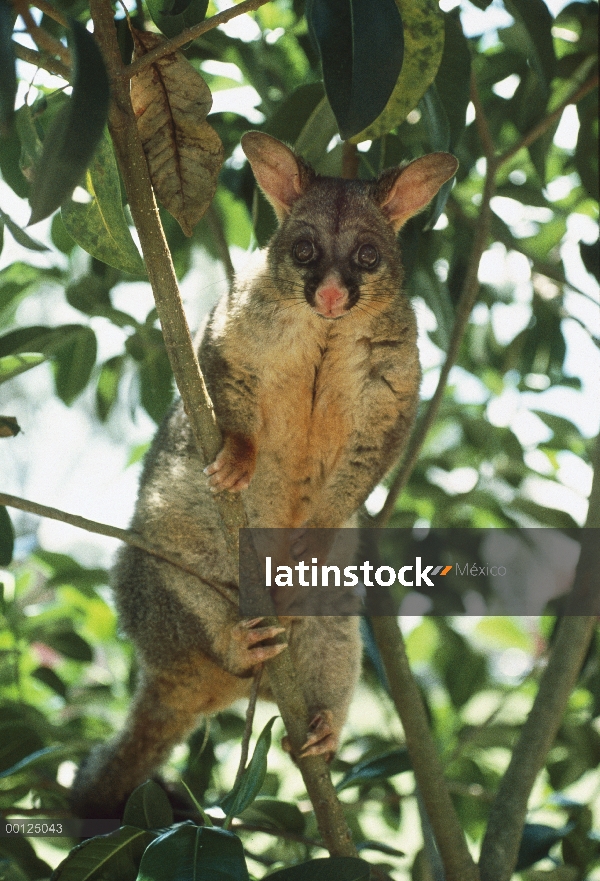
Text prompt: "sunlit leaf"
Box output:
[[351, 0, 444, 142], [61, 131, 145, 276]]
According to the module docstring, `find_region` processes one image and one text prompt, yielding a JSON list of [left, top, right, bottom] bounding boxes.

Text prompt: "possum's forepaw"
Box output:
[[282, 710, 338, 761], [204, 434, 256, 492], [231, 617, 287, 669]]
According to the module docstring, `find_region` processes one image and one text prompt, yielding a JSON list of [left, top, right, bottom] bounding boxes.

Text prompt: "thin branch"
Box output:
[[341, 141, 359, 179], [479, 432, 600, 881], [14, 0, 70, 65], [126, 0, 272, 78], [233, 666, 263, 788], [0, 491, 237, 606], [12, 40, 71, 80], [370, 617, 480, 881], [30, 0, 68, 28], [498, 71, 598, 169]]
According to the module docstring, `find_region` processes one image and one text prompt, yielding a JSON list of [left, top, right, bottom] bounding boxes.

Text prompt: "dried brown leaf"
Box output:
[[130, 29, 224, 236]]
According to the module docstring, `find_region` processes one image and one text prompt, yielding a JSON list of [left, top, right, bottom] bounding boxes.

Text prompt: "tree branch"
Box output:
[[14, 0, 70, 65], [479, 433, 599, 881], [30, 0, 68, 28], [12, 40, 71, 80], [0, 491, 237, 606], [370, 617, 480, 881], [88, 0, 357, 858], [126, 0, 272, 79], [498, 71, 598, 169]]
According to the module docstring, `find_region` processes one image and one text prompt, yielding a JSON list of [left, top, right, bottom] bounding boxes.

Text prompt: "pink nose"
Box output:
[[315, 280, 348, 317]]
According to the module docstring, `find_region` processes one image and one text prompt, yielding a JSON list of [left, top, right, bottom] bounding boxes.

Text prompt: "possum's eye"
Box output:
[[293, 239, 317, 264], [355, 244, 379, 269]]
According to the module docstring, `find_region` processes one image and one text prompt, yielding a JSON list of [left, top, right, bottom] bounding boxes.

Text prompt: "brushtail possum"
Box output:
[[71, 133, 458, 818]]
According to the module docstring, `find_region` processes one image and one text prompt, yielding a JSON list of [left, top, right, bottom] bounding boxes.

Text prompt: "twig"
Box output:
[[370, 617, 480, 881], [234, 666, 263, 787], [341, 141, 359, 179], [14, 0, 70, 65], [12, 40, 71, 80], [126, 0, 272, 78], [0, 491, 237, 606], [498, 72, 598, 168], [30, 0, 68, 28]]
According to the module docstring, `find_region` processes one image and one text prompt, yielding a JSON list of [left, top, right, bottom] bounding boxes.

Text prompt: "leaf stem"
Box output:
[[126, 0, 273, 79]]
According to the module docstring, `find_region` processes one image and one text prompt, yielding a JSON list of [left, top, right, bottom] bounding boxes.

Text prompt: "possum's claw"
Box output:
[[282, 709, 338, 760], [204, 434, 256, 492]]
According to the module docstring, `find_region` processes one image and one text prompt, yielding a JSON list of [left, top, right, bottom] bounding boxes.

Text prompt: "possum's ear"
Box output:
[[241, 132, 315, 221], [376, 153, 459, 232]]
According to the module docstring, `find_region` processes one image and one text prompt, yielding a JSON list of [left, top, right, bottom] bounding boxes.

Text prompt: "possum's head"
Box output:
[[241, 131, 458, 320]]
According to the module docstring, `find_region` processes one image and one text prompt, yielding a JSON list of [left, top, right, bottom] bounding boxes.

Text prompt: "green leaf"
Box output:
[[0, 723, 45, 774], [31, 666, 68, 698], [237, 799, 305, 834], [307, 0, 404, 140], [0, 353, 46, 384], [42, 628, 94, 662], [351, 0, 444, 143], [435, 9, 471, 152], [54, 325, 97, 405], [128, 328, 174, 423], [136, 825, 249, 881], [147, 0, 209, 39], [123, 781, 174, 831], [0, 836, 52, 881], [61, 130, 146, 275], [504, 0, 556, 98], [268, 857, 371, 881], [29, 20, 110, 225], [51, 825, 153, 881], [221, 717, 276, 820], [0, 745, 68, 780], [0, 207, 48, 251], [0, 0, 17, 136], [515, 822, 576, 871], [0, 859, 29, 881], [0, 505, 14, 565], [97, 355, 125, 421], [336, 748, 412, 791]]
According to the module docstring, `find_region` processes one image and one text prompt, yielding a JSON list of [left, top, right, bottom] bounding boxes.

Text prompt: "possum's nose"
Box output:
[[313, 273, 349, 318]]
